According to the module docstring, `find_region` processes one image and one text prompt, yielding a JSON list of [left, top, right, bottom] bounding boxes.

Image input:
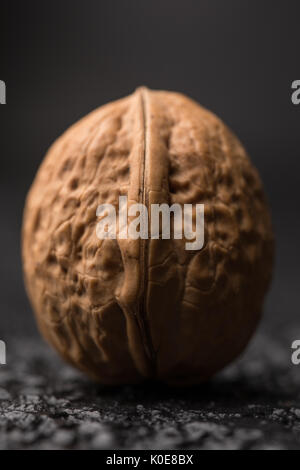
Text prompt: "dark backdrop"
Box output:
[[0, 0, 299, 337]]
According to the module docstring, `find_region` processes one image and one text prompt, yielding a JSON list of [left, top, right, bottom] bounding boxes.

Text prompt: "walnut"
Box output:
[[22, 88, 274, 385]]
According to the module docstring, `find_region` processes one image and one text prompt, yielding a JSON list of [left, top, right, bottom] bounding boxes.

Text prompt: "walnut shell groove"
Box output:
[[22, 87, 274, 384]]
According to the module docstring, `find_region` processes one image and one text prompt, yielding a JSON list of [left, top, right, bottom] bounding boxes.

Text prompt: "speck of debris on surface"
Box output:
[[0, 326, 300, 450]]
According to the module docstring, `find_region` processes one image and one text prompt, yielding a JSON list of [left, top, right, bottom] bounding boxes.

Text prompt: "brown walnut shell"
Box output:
[[22, 88, 274, 385]]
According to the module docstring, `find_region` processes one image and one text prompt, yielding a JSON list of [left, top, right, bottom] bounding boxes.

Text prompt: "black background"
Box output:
[[0, 0, 299, 337]]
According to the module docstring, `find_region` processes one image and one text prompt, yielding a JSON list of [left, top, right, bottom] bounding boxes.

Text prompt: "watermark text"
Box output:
[[96, 196, 205, 251], [0, 340, 6, 365], [0, 80, 6, 104], [291, 340, 300, 365], [291, 80, 300, 105]]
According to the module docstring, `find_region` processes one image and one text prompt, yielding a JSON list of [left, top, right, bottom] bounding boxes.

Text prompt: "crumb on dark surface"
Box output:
[[0, 327, 300, 450]]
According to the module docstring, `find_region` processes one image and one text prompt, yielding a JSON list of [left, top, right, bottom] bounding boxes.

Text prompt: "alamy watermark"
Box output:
[[0, 80, 6, 104], [291, 340, 300, 365], [0, 340, 6, 365], [291, 80, 300, 105], [96, 196, 205, 251]]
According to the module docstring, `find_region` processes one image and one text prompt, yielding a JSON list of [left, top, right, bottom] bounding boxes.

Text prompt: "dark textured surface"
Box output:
[[0, 326, 300, 450]]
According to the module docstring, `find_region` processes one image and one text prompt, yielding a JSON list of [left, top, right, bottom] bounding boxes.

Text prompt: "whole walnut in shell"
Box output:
[[22, 87, 274, 385]]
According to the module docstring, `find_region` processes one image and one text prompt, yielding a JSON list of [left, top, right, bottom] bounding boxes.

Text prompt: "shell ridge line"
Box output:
[[138, 87, 157, 373]]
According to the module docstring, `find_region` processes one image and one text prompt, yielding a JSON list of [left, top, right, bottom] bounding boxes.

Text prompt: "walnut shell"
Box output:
[[22, 88, 274, 385]]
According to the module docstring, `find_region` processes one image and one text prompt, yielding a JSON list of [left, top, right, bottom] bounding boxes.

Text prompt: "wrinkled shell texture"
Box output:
[[22, 88, 274, 385]]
